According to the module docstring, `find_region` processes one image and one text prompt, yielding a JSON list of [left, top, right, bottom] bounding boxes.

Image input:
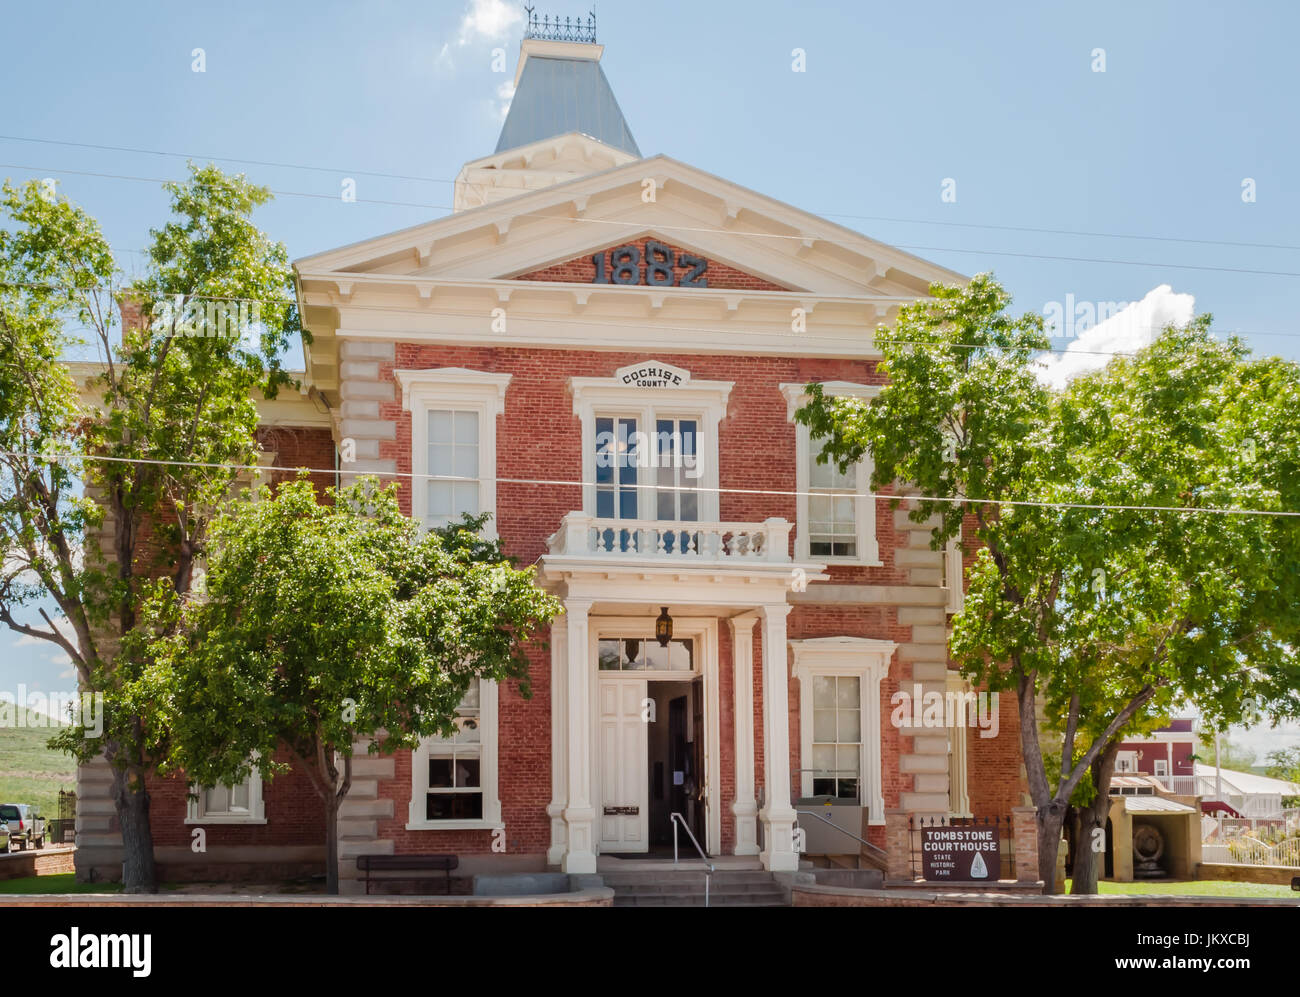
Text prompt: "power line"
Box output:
[[5, 133, 1298, 255], [2, 449, 1296, 519], [7, 161, 1300, 279]]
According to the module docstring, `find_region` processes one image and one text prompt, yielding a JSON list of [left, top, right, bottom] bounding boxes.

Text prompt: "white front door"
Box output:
[[597, 677, 648, 851]]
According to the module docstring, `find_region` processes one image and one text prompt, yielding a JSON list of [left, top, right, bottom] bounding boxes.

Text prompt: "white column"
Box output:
[[758, 603, 798, 872], [546, 618, 568, 866], [728, 613, 760, 855], [561, 599, 597, 873]]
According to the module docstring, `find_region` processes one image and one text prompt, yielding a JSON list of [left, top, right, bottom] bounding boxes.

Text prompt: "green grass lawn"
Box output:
[[1066, 879, 1297, 899], [0, 707, 77, 817], [0, 874, 122, 895]]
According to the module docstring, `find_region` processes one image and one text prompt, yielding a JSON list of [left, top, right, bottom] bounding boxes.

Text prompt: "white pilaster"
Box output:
[[728, 613, 760, 856], [757, 603, 798, 872], [561, 598, 597, 873], [546, 618, 569, 866]]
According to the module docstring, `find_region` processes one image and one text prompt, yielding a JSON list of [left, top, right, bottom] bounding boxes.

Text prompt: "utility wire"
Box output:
[[6, 162, 1300, 279], [2, 449, 1295, 519], [4, 133, 1298, 254]]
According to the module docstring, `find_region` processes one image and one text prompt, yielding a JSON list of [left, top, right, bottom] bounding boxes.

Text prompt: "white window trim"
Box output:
[[396, 367, 512, 539], [568, 374, 732, 522], [780, 382, 882, 566], [185, 768, 266, 825], [790, 636, 896, 825], [406, 679, 503, 831]]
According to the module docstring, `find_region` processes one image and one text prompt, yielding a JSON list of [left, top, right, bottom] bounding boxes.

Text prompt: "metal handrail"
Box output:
[[795, 808, 891, 869], [670, 812, 714, 907]]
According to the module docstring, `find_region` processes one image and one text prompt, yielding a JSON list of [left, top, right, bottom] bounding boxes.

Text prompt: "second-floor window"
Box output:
[[808, 435, 858, 557], [396, 367, 511, 539], [427, 409, 481, 528]]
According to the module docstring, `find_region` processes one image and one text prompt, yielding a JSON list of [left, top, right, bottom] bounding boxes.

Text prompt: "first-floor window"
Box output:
[[186, 765, 265, 824], [791, 637, 896, 824], [424, 680, 483, 821], [810, 674, 861, 801], [408, 678, 502, 829]]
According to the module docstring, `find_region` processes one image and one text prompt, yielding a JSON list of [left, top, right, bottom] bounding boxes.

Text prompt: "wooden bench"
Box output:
[[355, 854, 459, 895]]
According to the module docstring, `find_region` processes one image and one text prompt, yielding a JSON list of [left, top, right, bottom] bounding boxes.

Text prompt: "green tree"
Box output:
[[1264, 746, 1300, 783], [0, 166, 300, 891], [1196, 731, 1259, 773], [143, 476, 561, 894], [796, 274, 1300, 893]]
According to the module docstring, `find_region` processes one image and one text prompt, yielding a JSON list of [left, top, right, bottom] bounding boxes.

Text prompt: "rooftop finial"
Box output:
[[523, 6, 596, 43]]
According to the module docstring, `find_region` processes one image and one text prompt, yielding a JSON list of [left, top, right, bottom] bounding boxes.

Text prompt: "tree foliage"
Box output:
[[139, 476, 562, 893], [0, 166, 301, 890], [796, 273, 1300, 892]]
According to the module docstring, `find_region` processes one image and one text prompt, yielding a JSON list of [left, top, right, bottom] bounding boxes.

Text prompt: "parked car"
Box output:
[[0, 820, 9, 854], [0, 804, 45, 850]]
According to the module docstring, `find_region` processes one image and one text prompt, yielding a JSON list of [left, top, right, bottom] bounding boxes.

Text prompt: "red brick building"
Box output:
[[76, 31, 1027, 889]]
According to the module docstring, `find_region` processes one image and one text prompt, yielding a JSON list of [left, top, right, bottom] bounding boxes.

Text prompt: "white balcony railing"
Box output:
[[1152, 775, 1198, 796], [547, 513, 793, 564]]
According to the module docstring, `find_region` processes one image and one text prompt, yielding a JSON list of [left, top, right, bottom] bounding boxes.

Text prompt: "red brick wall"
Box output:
[[147, 748, 326, 849], [256, 425, 336, 497], [372, 345, 932, 856], [512, 238, 792, 291]]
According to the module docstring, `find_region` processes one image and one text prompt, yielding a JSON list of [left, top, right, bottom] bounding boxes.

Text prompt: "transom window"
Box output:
[[424, 681, 483, 821], [427, 409, 480, 528], [811, 675, 861, 801], [598, 636, 695, 672]]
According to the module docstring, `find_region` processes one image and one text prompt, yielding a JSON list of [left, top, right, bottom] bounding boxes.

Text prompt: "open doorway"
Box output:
[[647, 678, 706, 853]]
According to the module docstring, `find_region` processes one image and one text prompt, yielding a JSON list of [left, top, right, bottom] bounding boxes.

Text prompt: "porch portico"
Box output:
[[538, 512, 825, 874]]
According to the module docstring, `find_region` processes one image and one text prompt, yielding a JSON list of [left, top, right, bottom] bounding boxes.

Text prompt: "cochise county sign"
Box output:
[[592, 240, 708, 288], [615, 361, 691, 388]]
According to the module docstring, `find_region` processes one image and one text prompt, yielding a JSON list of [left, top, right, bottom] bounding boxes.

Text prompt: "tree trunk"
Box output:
[[324, 793, 340, 895], [1069, 742, 1119, 895], [110, 761, 157, 893], [1036, 799, 1067, 893]]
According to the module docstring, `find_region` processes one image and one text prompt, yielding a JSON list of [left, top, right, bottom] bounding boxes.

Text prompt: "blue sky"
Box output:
[[1, 0, 1297, 759]]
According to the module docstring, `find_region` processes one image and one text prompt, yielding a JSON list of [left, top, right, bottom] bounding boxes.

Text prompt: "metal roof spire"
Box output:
[[495, 8, 640, 157]]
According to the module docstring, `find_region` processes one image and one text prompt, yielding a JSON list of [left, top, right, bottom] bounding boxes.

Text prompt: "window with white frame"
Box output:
[[570, 366, 731, 528], [407, 678, 502, 830], [810, 674, 862, 800], [790, 637, 896, 824], [186, 767, 265, 824], [808, 436, 858, 557], [780, 382, 882, 565], [395, 367, 511, 538], [427, 409, 480, 528]]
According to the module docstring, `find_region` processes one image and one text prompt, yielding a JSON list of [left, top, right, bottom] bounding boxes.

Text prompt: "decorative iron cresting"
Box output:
[[523, 6, 597, 43]]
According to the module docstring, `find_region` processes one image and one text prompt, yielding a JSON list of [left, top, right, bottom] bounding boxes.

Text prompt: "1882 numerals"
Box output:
[[591, 241, 708, 288]]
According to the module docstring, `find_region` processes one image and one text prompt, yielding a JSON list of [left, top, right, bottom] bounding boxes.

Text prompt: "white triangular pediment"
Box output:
[[295, 156, 965, 298]]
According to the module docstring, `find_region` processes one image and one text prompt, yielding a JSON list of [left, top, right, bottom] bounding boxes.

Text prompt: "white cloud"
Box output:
[[495, 79, 516, 120], [1036, 284, 1196, 390], [456, 0, 524, 46]]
